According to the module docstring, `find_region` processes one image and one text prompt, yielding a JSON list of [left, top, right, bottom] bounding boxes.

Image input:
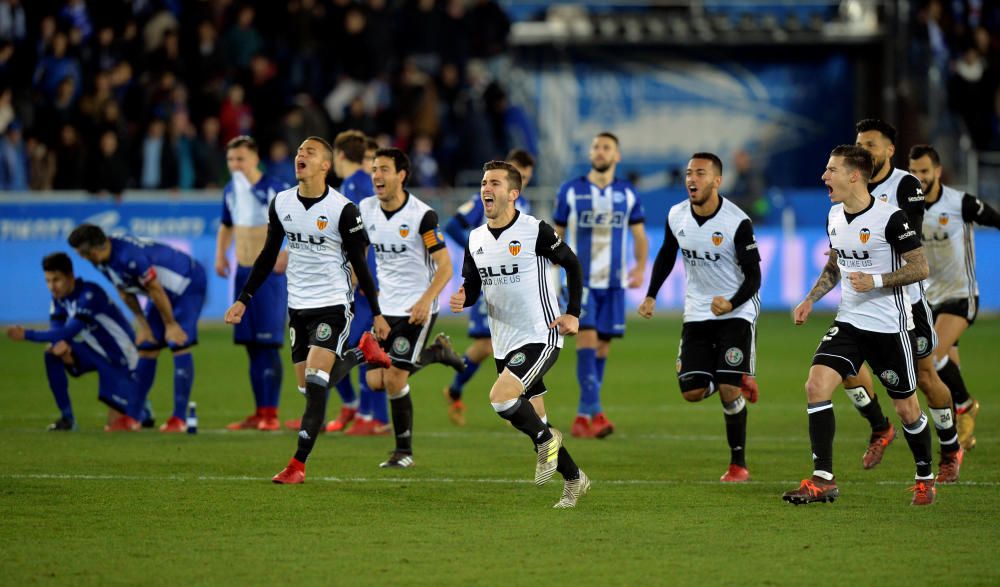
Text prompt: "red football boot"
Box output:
[[720, 464, 750, 483], [739, 374, 759, 404], [570, 415, 594, 438], [325, 406, 358, 432], [358, 332, 391, 369], [104, 415, 141, 432], [158, 416, 187, 433], [272, 458, 306, 484], [591, 413, 615, 439]]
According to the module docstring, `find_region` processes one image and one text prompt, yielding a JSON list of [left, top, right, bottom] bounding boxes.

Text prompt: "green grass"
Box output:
[[1, 313, 998, 586]]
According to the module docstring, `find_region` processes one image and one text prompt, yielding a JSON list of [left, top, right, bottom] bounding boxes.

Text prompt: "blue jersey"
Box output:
[[98, 236, 201, 302], [445, 193, 532, 248], [222, 171, 291, 228], [26, 278, 138, 371], [339, 168, 379, 289], [553, 176, 645, 289]]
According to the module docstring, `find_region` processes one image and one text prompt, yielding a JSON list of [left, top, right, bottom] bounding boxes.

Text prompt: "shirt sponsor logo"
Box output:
[[578, 210, 626, 228]]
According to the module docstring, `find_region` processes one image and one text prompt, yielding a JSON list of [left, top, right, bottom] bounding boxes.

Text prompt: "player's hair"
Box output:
[[67, 224, 108, 251], [483, 160, 522, 192], [226, 135, 258, 153], [303, 136, 334, 162], [691, 152, 723, 175], [374, 147, 411, 186], [505, 148, 535, 169], [855, 118, 898, 145], [365, 136, 379, 152], [42, 252, 73, 275], [333, 130, 366, 164], [595, 131, 619, 147], [830, 144, 874, 180], [908, 144, 941, 166]]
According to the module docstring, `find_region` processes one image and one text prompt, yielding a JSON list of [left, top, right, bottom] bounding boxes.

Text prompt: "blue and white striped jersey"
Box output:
[[26, 278, 138, 370], [97, 236, 200, 301], [553, 176, 645, 289], [222, 171, 291, 228]]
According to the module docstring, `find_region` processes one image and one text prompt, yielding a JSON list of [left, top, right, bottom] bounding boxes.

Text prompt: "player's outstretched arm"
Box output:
[[536, 221, 582, 319], [795, 248, 839, 325], [340, 203, 382, 319], [627, 222, 649, 288], [963, 193, 1000, 228], [719, 219, 762, 316], [409, 246, 452, 325], [641, 221, 679, 318], [456, 244, 482, 309]]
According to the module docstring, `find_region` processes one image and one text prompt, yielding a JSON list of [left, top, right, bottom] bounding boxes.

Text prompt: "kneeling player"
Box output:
[[451, 160, 589, 508], [6, 253, 146, 430]]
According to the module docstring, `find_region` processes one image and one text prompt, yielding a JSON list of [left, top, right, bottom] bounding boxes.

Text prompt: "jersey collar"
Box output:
[[487, 209, 520, 240], [690, 195, 725, 226]]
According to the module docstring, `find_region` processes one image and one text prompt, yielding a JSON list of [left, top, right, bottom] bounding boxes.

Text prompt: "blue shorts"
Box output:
[[141, 262, 206, 351], [579, 287, 626, 340], [349, 291, 375, 346], [468, 296, 491, 338], [233, 264, 287, 346], [66, 341, 139, 405]]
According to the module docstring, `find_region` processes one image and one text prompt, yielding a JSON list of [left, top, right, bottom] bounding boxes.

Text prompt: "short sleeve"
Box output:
[[733, 219, 761, 264], [885, 209, 922, 254], [419, 209, 446, 254], [627, 187, 645, 225], [553, 183, 571, 226], [338, 202, 370, 249]]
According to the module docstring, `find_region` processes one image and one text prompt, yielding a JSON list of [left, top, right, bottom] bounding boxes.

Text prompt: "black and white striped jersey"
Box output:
[[827, 197, 921, 333], [359, 192, 446, 317]]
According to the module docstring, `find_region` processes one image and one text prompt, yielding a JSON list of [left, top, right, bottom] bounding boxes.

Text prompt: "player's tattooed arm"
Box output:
[[806, 249, 840, 303], [880, 248, 929, 288]]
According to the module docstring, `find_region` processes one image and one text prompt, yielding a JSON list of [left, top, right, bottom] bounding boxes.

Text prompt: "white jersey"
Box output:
[[828, 198, 916, 333], [922, 184, 978, 307], [272, 186, 357, 310], [360, 193, 442, 317], [466, 213, 563, 358], [667, 198, 760, 324], [869, 168, 925, 307]]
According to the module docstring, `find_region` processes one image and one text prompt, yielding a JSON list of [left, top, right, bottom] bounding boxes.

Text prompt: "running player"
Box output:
[[639, 153, 761, 482], [554, 132, 648, 438], [216, 136, 292, 432], [68, 224, 206, 432], [784, 145, 936, 506], [360, 147, 463, 468], [450, 160, 589, 508], [909, 144, 998, 456], [225, 136, 390, 484], [442, 148, 535, 426]]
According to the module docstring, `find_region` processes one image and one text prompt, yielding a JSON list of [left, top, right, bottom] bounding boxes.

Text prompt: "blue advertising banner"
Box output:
[[2, 198, 997, 324]]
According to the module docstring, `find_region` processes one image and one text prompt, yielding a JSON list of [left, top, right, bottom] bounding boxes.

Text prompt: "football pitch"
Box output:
[[2, 313, 998, 585]]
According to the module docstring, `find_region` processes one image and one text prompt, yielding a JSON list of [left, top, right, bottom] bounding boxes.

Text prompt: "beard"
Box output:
[[591, 162, 612, 174]]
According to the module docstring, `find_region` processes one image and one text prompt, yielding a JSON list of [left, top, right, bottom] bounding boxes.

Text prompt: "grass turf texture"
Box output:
[[1, 313, 998, 585]]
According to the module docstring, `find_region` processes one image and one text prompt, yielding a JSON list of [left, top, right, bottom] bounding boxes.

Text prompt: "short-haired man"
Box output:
[[68, 223, 207, 432], [442, 148, 535, 426], [785, 145, 936, 506], [216, 135, 293, 432], [554, 132, 648, 438], [451, 160, 590, 508], [6, 253, 146, 431]]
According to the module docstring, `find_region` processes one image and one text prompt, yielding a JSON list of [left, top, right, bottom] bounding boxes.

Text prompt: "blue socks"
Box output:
[[132, 356, 157, 417], [576, 348, 601, 416], [172, 353, 194, 420], [448, 355, 481, 399], [44, 352, 74, 421], [248, 346, 282, 409], [596, 356, 607, 387]]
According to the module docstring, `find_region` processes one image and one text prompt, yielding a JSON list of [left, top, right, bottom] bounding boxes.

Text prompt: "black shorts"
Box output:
[[911, 298, 938, 360], [931, 296, 979, 326], [288, 305, 351, 364], [495, 343, 561, 400], [812, 321, 917, 398], [380, 314, 437, 373], [676, 318, 755, 392]]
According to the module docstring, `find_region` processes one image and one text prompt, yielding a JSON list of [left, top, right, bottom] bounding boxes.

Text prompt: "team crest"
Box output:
[[711, 232, 724, 246], [508, 240, 522, 256], [316, 323, 332, 341], [859, 228, 871, 244], [880, 370, 900, 386], [878, 194, 889, 202], [392, 336, 411, 355], [939, 213, 949, 226], [917, 337, 929, 354], [508, 352, 526, 367], [399, 224, 410, 238], [316, 215, 329, 230], [724, 347, 744, 366]]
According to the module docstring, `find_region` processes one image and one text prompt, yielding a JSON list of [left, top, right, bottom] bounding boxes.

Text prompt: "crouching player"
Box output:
[[5, 253, 147, 431]]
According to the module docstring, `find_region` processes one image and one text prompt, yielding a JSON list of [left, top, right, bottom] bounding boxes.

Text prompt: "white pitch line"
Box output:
[[4, 472, 1000, 487]]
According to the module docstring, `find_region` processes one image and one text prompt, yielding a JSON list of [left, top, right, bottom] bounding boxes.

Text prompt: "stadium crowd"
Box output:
[[0, 0, 528, 193]]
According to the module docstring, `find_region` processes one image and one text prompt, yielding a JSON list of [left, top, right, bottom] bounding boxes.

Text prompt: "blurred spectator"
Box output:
[[410, 133, 440, 187], [400, 0, 443, 74], [33, 31, 81, 101], [170, 111, 196, 189], [53, 124, 86, 189], [58, 0, 93, 42], [222, 5, 262, 71], [27, 134, 55, 190], [81, 25, 119, 77], [0, 85, 13, 132], [86, 129, 128, 197], [285, 0, 327, 95], [0, 120, 27, 189], [139, 118, 175, 189], [244, 54, 282, 144], [219, 83, 252, 143], [468, 0, 510, 59], [0, 0, 27, 44], [266, 138, 296, 186], [728, 149, 770, 223], [192, 116, 225, 188]]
